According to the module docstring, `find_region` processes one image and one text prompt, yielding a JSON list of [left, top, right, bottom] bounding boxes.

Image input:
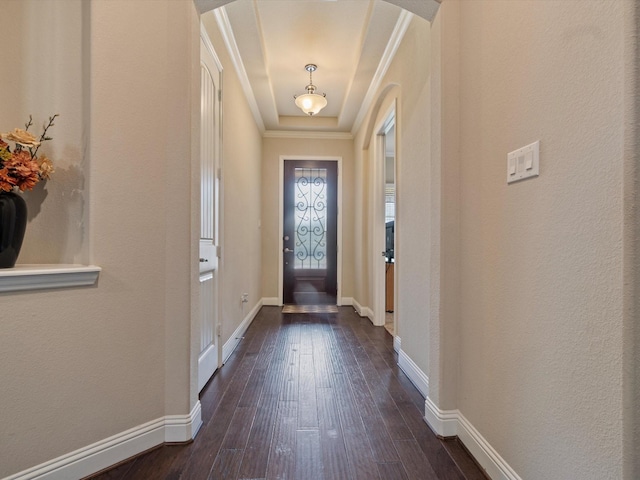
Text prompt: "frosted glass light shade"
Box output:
[[294, 93, 328, 116]]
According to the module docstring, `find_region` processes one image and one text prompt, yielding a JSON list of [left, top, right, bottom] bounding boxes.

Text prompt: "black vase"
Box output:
[[0, 191, 27, 268]]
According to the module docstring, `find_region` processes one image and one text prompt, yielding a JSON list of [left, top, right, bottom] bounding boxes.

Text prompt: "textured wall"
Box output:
[[429, 0, 462, 413], [0, 0, 199, 476], [261, 137, 355, 301], [622, 2, 640, 478], [449, 1, 627, 478]]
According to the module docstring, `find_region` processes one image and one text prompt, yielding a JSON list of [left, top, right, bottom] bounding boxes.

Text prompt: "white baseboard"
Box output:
[[165, 401, 202, 443], [7, 402, 202, 480], [222, 299, 262, 364], [398, 350, 521, 480], [352, 298, 364, 315], [393, 335, 401, 353], [352, 298, 373, 321], [424, 396, 458, 437], [261, 297, 280, 306], [397, 349, 429, 398], [424, 398, 522, 480], [340, 297, 353, 306]]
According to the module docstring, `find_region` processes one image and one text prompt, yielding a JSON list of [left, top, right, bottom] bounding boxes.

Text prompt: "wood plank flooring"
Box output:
[[89, 307, 487, 480]]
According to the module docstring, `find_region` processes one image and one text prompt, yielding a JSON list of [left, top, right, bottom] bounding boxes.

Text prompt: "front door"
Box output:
[[283, 160, 338, 305]]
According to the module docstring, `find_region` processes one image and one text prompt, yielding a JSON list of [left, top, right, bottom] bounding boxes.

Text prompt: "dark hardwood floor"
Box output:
[[90, 307, 487, 480]]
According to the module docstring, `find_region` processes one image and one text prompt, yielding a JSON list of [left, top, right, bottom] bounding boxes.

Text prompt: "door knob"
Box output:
[[284, 247, 293, 253], [200, 258, 209, 262]]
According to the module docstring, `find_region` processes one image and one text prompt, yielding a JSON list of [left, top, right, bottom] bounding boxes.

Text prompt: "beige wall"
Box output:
[[437, 0, 633, 478], [202, 14, 263, 347], [0, 0, 200, 476], [2, 0, 637, 478], [428, 0, 461, 414], [624, 2, 640, 475], [353, 16, 433, 374], [261, 137, 355, 301], [353, 144, 370, 308], [355, 1, 638, 478]]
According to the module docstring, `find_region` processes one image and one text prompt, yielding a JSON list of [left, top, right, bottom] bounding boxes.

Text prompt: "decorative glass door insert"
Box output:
[[294, 167, 327, 270]]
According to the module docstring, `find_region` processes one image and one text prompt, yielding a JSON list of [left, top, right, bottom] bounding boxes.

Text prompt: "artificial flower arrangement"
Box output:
[[0, 114, 58, 193]]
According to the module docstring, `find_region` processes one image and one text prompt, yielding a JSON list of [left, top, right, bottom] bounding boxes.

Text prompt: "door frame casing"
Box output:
[[278, 155, 343, 306], [373, 102, 397, 326]]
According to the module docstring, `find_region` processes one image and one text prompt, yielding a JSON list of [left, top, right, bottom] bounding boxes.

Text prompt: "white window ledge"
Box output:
[[0, 264, 101, 293]]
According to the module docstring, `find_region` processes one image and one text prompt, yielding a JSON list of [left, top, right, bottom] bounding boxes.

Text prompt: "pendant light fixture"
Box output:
[[294, 64, 328, 116]]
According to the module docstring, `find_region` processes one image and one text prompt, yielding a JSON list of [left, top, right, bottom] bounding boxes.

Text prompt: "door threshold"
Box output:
[[282, 305, 339, 314]]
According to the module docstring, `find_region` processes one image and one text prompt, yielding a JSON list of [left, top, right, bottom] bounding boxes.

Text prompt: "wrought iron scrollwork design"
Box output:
[[294, 168, 327, 269]]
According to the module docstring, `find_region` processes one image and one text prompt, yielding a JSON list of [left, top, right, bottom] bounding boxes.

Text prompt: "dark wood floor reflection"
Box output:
[[90, 307, 487, 480]]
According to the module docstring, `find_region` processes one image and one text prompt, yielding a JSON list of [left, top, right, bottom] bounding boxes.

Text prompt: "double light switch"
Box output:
[[507, 140, 539, 184]]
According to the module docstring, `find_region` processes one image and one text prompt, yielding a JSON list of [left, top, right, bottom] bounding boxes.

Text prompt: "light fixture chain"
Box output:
[[295, 63, 327, 116]]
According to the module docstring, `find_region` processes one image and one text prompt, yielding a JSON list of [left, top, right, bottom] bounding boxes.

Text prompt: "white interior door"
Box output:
[[198, 32, 222, 392]]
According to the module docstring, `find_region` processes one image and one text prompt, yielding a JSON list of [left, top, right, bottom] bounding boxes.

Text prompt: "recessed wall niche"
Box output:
[[2, 0, 88, 265]]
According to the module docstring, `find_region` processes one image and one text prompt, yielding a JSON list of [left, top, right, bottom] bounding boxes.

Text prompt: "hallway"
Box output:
[[91, 307, 485, 480]]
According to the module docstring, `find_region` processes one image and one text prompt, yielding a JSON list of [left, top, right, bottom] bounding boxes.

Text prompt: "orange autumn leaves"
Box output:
[[0, 115, 57, 193]]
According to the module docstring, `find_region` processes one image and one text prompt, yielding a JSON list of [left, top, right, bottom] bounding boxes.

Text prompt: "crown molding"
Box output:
[[200, 22, 223, 72], [211, 5, 413, 137], [213, 7, 265, 133], [351, 9, 413, 135], [263, 130, 353, 140]]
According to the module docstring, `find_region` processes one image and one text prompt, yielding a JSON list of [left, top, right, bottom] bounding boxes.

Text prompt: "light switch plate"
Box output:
[[507, 140, 539, 184]]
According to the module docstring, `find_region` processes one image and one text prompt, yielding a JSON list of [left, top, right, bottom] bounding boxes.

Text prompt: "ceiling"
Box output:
[[208, 0, 412, 135]]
